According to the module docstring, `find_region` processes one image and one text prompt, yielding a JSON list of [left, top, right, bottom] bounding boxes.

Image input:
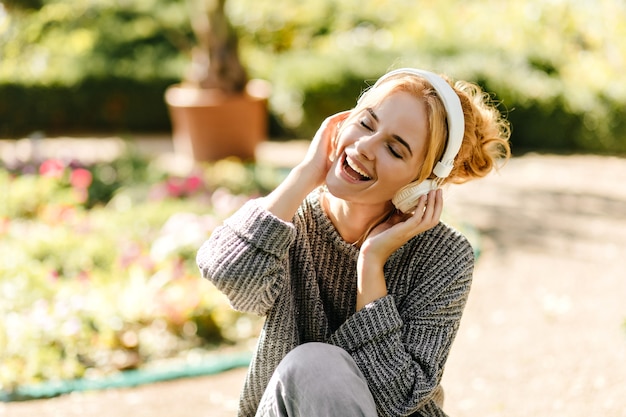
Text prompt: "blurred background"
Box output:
[[1, 1, 625, 416], [1, 0, 625, 153]]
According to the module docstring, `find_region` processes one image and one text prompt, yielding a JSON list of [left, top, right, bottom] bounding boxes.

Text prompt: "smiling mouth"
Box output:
[[342, 154, 372, 181]]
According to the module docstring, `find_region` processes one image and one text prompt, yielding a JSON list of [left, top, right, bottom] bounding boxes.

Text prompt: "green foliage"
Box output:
[[2, 0, 42, 11], [0, 0, 190, 84], [0, 77, 177, 136], [0, 148, 285, 392], [236, 0, 626, 154], [2, 147, 157, 216], [0, 0, 189, 136], [1, 0, 625, 153]]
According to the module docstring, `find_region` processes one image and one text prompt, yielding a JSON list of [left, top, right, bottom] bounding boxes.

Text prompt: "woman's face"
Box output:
[[326, 90, 429, 207]]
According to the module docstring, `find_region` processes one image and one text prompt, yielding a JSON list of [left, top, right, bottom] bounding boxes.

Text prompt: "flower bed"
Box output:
[[0, 148, 282, 397]]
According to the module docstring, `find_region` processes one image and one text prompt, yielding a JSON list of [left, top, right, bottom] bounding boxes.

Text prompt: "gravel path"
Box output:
[[2, 142, 625, 417], [441, 154, 626, 417]]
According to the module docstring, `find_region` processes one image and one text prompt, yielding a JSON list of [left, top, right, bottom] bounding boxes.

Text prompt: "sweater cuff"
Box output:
[[223, 199, 296, 257], [330, 295, 403, 352]]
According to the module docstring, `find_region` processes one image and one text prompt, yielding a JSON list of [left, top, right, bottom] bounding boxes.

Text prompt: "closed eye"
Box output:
[[386, 143, 403, 159], [360, 119, 373, 131]]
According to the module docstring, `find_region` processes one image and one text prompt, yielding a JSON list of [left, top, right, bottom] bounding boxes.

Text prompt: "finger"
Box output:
[[331, 110, 351, 121], [327, 111, 351, 132], [432, 189, 444, 220], [422, 190, 437, 221], [316, 112, 349, 144], [323, 111, 351, 132], [423, 189, 443, 226], [310, 113, 347, 155], [414, 194, 428, 217], [328, 111, 351, 159], [397, 194, 428, 231]]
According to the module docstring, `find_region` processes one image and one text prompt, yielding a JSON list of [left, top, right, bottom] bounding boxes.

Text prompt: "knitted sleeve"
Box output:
[[329, 227, 474, 417], [196, 199, 296, 316]]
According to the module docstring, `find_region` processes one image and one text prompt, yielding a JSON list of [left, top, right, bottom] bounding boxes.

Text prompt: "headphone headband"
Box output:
[[372, 68, 464, 179]]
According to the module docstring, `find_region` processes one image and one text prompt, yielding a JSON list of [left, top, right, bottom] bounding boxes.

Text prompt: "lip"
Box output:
[[338, 152, 374, 183]]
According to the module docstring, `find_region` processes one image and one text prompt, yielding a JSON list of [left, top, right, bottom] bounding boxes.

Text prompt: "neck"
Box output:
[[321, 189, 394, 246]]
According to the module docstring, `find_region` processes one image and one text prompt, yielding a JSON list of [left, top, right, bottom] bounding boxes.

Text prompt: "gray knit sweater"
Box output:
[[196, 188, 474, 417]]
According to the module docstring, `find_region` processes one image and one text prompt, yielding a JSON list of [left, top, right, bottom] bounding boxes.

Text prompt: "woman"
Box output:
[[197, 68, 511, 417]]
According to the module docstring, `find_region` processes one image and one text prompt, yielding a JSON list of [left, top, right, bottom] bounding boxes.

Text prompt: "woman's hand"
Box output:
[[364, 189, 443, 260], [295, 111, 350, 189], [355, 189, 443, 310], [260, 111, 350, 223]]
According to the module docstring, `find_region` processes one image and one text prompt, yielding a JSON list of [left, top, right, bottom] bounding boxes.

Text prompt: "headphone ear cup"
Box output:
[[392, 180, 436, 213]]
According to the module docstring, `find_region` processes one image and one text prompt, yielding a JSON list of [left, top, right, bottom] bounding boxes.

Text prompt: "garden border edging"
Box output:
[[0, 351, 252, 402]]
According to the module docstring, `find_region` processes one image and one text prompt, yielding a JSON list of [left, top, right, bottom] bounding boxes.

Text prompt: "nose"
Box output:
[[353, 134, 378, 160]]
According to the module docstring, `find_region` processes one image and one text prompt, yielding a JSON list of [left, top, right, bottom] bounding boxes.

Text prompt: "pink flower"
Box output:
[[70, 168, 93, 189], [161, 175, 204, 199], [166, 179, 184, 197], [47, 270, 60, 282], [39, 159, 65, 179], [184, 175, 203, 193]]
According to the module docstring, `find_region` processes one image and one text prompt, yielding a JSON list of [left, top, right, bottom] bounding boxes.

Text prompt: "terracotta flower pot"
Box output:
[[164, 80, 270, 162]]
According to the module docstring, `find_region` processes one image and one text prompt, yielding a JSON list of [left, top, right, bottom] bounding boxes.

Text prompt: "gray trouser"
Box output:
[[255, 342, 378, 417]]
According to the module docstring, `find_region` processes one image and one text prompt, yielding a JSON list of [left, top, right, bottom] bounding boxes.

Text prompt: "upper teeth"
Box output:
[[346, 157, 370, 179]]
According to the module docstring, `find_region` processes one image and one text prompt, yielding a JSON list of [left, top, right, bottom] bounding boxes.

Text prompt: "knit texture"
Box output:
[[196, 189, 474, 417]]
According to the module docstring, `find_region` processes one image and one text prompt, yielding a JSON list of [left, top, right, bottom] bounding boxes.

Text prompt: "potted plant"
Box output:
[[164, 0, 270, 162]]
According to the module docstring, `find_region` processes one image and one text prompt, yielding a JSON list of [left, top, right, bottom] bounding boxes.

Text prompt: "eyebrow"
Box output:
[[367, 108, 414, 156]]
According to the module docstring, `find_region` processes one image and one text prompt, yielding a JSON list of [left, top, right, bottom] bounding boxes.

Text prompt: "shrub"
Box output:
[[0, 0, 189, 136], [0, 149, 283, 392], [0, 77, 176, 137]]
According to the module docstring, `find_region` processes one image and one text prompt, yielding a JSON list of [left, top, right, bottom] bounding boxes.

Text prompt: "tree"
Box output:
[[183, 0, 248, 93]]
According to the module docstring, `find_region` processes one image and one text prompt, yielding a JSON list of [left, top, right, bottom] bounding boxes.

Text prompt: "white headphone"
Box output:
[[367, 68, 465, 213]]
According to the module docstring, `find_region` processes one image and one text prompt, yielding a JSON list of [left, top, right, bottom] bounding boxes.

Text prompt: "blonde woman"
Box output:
[[197, 68, 511, 417]]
